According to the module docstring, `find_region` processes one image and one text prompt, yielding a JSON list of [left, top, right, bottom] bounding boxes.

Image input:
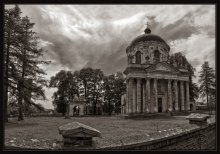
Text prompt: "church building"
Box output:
[[121, 25, 191, 115]]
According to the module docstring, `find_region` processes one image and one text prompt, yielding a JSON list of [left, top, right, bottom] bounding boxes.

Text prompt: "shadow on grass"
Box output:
[[5, 120, 39, 128], [129, 115, 177, 121]]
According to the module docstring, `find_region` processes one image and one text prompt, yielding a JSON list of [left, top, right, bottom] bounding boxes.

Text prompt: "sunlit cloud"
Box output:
[[5, 4, 215, 108]]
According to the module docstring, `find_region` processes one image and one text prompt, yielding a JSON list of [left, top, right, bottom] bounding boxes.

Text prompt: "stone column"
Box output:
[[168, 80, 173, 111], [174, 80, 179, 111], [128, 78, 134, 114], [133, 79, 137, 113], [137, 78, 141, 113], [186, 81, 190, 111], [79, 105, 84, 115], [153, 78, 158, 113], [146, 78, 151, 113], [180, 81, 185, 111], [126, 79, 129, 114], [143, 80, 146, 113]]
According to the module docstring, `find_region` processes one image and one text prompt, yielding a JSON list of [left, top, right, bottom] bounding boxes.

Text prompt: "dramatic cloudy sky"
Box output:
[[6, 5, 215, 109]]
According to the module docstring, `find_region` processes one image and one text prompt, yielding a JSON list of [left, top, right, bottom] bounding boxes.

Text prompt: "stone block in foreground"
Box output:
[[186, 113, 211, 127], [58, 122, 101, 147]]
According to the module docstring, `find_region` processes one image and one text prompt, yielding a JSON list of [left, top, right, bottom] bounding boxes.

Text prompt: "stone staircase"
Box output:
[[123, 112, 171, 119], [121, 111, 194, 119], [170, 111, 191, 116]]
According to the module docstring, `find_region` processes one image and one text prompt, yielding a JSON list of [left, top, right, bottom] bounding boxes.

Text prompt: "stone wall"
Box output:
[[101, 121, 216, 150]]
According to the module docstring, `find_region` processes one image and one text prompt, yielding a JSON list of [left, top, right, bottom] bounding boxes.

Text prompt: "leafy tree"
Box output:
[[103, 72, 126, 115], [78, 67, 94, 100], [113, 72, 126, 114], [50, 70, 78, 117], [78, 67, 104, 115], [169, 52, 199, 102], [23, 103, 45, 115], [103, 74, 115, 115], [87, 69, 104, 115], [198, 61, 215, 114]]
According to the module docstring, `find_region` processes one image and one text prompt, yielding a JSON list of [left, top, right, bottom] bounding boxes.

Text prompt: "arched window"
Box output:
[[135, 51, 141, 64], [145, 56, 150, 63], [154, 50, 160, 61]]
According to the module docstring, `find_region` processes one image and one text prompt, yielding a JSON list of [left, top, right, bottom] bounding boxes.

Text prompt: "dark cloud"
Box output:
[[145, 15, 199, 42], [14, 5, 215, 76], [6, 4, 214, 108]]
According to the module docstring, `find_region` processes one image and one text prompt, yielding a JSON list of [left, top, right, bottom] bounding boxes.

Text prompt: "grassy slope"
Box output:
[[4, 116, 190, 149]]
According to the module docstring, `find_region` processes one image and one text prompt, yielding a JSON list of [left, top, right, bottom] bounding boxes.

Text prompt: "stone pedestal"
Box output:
[[58, 122, 101, 147], [186, 113, 211, 127]]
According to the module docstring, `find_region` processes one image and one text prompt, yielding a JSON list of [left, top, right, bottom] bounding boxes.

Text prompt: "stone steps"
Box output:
[[171, 111, 191, 116], [122, 112, 171, 119]]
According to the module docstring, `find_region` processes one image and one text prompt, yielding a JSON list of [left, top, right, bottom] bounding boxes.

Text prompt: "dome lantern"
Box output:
[[144, 22, 151, 34]]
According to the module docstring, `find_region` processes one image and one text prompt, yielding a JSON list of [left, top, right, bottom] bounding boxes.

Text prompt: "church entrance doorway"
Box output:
[[190, 104, 193, 111], [73, 106, 80, 116], [158, 98, 162, 112]]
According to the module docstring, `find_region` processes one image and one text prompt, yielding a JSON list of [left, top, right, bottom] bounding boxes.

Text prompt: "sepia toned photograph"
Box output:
[[3, 4, 216, 150]]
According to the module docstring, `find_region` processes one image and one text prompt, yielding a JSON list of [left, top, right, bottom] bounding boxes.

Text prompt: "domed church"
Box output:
[[121, 24, 191, 115]]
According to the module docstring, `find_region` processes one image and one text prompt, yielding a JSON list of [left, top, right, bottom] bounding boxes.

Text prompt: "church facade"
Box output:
[[121, 26, 191, 115]]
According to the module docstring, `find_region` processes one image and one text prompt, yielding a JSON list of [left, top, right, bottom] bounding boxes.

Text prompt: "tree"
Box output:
[[50, 70, 78, 117], [23, 103, 45, 116], [198, 61, 215, 114], [87, 69, 104, 115], [78, 67, 104, 115], [4, 5, 22, 122], [4, 5, 50, 121], [169, 52, 199, 102], [16, 16, 49, 121], [103, 74, 115, 115], [113, 72, 126, 114], [78, 67, 94, 100], [103, 72, 126, 115]]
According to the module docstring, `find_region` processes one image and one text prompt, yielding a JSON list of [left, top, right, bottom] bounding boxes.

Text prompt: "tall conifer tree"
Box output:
[[198, 61, 215, 114]]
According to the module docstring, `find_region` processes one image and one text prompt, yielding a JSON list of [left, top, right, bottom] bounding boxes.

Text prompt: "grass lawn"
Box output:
[[4, 115, 192, 149]]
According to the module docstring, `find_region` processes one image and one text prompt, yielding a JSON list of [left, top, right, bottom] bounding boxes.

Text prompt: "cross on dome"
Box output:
[[144, 21, 151, 34]]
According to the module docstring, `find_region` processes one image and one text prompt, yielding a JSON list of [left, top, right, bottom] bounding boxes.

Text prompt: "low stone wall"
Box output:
[[100, 119, 216, 150]]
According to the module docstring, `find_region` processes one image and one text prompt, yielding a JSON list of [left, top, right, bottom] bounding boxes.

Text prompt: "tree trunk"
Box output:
[[209, 96, 212, 115], [3, 77, 8, 122], [205, 76, 210, 115], [206, 94, 209, 114], [4, 28, 11, 122], [84, 82, 87, 100], [18, 27, 28, 121], [17, 81, 24, 121], [65, 103, 70, 119], [93, 102, 96, 115], [108, 99, 111, 115]]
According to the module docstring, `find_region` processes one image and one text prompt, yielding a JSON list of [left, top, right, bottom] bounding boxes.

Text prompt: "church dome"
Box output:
[[129, 34, 170, 50], [127, 25, 170, 51]]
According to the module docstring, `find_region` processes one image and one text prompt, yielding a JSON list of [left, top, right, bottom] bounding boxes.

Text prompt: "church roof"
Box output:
[[129, 34, 170, 50], [128, 23, 170, 50]]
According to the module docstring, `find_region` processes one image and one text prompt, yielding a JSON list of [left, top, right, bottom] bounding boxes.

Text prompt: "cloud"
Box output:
[[5, 4, 215, 108], [170, 32, 215, 84]]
